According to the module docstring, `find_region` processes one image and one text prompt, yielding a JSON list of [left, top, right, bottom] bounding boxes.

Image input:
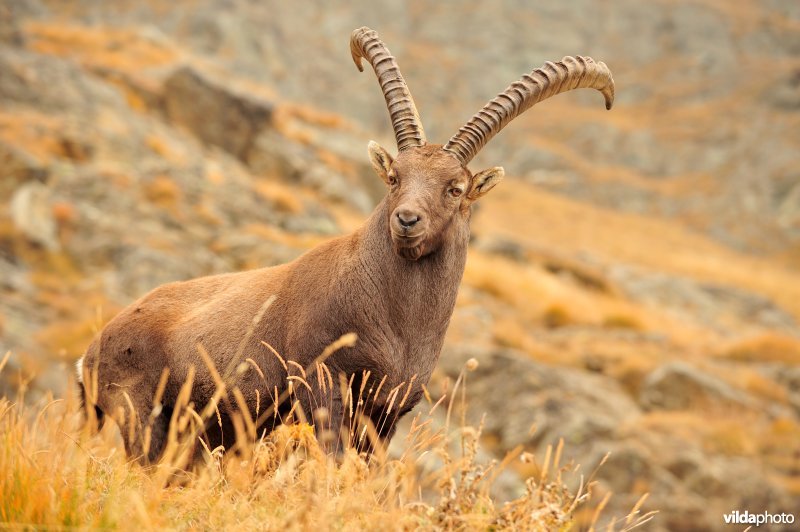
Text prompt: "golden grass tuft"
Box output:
[[602, 314, 643, 331], [491, 317, 529, 350], [542, 304, 575, 329], [254, 181, 305, 215], [761, 417, 800, 474], [278, 103, 350, 131], [741, 372, 789, 404], [702, 420, 758, 457], [142, 175, 182, 210]]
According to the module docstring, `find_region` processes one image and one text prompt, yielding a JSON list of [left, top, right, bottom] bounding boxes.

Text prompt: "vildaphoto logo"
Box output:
[[723, 510, 795, 527]]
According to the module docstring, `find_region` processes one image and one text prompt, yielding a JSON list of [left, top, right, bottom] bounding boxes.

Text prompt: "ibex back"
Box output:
[[77, 27, 615, 465]]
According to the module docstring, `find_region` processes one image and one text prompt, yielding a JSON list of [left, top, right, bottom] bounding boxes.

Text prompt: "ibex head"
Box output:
[[351, 27, 615, 261]]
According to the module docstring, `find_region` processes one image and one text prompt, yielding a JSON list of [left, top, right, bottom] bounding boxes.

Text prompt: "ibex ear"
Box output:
[[368, 141, 394, 185], [467, 167, 504, 202]]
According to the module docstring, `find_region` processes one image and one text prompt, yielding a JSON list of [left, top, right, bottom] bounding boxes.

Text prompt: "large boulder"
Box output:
[[437, 345, 641, 456], [162, 66, 274, 159]]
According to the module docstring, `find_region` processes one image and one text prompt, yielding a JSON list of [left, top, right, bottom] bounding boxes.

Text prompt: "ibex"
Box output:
[[77, 27, 614, 464]]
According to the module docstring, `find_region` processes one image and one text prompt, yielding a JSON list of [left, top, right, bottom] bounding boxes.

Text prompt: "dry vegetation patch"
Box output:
[[0, 353, 654, 530], [719, 333, 800, 365], [26, 22, 179, 73]]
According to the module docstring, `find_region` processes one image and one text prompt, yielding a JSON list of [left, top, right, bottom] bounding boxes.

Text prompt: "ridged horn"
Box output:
[[350, 27, 426, 151], [444, 56, 615, 165]]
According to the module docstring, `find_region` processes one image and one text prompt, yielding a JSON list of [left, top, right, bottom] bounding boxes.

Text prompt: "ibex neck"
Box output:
[[357, 198, 468, 328]]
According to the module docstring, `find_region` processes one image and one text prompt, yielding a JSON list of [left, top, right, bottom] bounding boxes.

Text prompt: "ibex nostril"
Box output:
[[397, 211, 420, 228]]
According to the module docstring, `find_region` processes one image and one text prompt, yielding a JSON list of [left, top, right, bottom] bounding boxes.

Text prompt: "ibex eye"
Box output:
[[449, 187, 463, 198]]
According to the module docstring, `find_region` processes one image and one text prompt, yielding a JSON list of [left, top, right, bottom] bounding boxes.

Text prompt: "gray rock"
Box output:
[[0, 141, 48, 200], [471, 236, 527, 263], [10, 182, 59, 250], [281, 212, 339, 236], [0, 47, 123, 113], [766, 70, 800, 110], [389, 408, 525, 503], [0, 256, 29, 293], [212, 233, 302, 269], [247, 129, 313, 181], [639, 362, 752, 411], [301, 164, 373, 214], [588, 441, 658, 494], [248, 131, 374, 213], [776, 366, 800, 394], [777, 180, 800, 232], [0, 0, 45, 45], [104, 244, 228, 300], [438, 345, 640, 456]]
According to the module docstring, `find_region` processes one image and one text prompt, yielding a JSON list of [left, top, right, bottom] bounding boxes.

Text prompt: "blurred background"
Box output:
[[1, 0, 798, 529]]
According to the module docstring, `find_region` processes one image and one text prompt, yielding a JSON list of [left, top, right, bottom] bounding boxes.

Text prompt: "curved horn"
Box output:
[[350, 27, 426, 151], [444, 56, 615, 165]]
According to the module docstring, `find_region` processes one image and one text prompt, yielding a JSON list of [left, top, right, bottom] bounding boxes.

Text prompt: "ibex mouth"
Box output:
[[393, 231, 424, 241]]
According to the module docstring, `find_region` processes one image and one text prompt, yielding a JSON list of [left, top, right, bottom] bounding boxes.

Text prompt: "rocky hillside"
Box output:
[[1, 1, 799, 530]]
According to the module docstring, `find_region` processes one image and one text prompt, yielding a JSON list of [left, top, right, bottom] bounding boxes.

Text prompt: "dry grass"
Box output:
[[0, 350, 654, 531], [542, 304, 576, 329], [254, 181, 306, 215], [718, 333, 800, 365], [25, 22, 179, 73], [601, 314, 643, 331], [277, 104, 350, 131], [142, 175, 182, 210], [462, 252, 685, 344]]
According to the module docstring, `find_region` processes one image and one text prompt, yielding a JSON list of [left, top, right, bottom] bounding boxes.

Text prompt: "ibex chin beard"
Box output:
[[392, 235, 427, 261]]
